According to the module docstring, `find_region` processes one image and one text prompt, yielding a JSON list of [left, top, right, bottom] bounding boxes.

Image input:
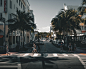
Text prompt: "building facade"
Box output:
[[64, 4, 86, 36], [0, 0, 35, 49]]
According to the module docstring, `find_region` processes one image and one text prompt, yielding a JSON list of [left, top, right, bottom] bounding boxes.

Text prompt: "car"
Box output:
[[35, 41, 44, 45]]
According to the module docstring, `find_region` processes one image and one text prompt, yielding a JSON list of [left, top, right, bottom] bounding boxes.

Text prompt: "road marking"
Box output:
[[73, 54, 77, 56], [18, 57, 21, 69], [73, 54, 86, 69], [18, 62, 21, 69], [23, 53, 29, 56], [63, 54, 68, 56], [53, 53, 58, 56]]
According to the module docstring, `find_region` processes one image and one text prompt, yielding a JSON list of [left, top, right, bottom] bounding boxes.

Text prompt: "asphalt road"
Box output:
[[39, 41, 67, 53], [0, 41, 86, 69], [0, 53, 86, 69], [20, 53, 86, 69]]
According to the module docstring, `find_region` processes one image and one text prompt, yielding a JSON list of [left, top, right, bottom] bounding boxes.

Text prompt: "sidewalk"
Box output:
[[74, 47, 86, 53], [0, 43, 32, 56], [0, 52, 18, 56]]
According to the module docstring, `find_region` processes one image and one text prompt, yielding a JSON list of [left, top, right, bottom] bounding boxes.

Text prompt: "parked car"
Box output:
[[35, 41, 44, 45]]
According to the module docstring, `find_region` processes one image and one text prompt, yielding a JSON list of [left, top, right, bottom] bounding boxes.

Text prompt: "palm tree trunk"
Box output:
[[63, 30, 65, 46]]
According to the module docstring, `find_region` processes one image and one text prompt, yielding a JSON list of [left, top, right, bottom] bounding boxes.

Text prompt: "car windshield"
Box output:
[[0, 0, 86, 69]]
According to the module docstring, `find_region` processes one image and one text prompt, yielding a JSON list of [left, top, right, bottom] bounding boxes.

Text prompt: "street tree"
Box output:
[[7, 10, 36, 49]]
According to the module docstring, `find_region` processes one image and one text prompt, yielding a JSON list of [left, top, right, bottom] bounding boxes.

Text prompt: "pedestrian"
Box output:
[[60, 42, 63, 52], [74, 43, 76, 51], [32, 42, 38, 54], [6, 45, 10, 56], [68, 43, 72, 52]]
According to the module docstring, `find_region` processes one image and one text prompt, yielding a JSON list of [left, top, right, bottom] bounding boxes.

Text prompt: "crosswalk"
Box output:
[[76, 54, 86, 69], [0, 56, 21, 69], [11, 53, 86, 58], [0, 53, 86, 69]]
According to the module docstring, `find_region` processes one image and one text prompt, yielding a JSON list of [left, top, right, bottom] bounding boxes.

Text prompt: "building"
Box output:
[[64, 4, 86, 36], [0, 0, 35, 49]]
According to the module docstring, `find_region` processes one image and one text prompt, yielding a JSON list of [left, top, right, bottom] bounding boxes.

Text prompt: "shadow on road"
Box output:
[[20, 56, 69, 69]]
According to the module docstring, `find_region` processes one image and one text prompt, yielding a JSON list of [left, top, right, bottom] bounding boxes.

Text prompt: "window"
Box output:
[[16, 0, 18, 3], [0, 13, 2, 19], [14, 4, 15, 9], [9, 14, 12, 19], [23, 5, 24, 10], [10, 0, 12, 9], [16, 7, 18, 11], [19, 0, 20, 6], [21, 2, 22, 8], [0, 0, 2, 6]]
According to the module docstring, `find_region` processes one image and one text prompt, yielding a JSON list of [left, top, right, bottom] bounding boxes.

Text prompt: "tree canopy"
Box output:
[[7, 10, 36, 33]]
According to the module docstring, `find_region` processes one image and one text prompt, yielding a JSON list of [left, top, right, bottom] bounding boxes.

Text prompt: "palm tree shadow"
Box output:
[[20, 55, 69, 69], [0, 55, 19, 63], [20, 55, 69, 64]]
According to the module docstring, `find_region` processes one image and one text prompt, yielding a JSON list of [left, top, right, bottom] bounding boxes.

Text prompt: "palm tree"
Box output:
[[52, 9, 81, 36], [51, 9, 81, 47], [7, 10, 36, 49]]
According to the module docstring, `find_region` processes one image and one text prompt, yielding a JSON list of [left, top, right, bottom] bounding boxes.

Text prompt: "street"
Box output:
[[39, 40, 86, 53], [1, 0, 86, 69], [0, 41, 86, 69], [0, 53, 86, 69], [40, 41, 67, 53]]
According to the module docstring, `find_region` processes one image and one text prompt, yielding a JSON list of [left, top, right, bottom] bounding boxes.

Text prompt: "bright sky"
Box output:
[[28, 0, 82, 32]]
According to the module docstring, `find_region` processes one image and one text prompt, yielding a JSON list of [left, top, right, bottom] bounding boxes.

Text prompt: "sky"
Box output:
[[28, 0, 82, 32]]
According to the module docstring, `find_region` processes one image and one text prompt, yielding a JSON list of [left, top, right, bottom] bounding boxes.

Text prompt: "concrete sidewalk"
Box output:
[[0, 52, 18, 56], [74, 47, 86, 53]]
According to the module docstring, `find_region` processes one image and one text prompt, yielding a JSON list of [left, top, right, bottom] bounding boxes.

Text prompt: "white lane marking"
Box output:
[[53, 53, 58, 56], [23, 53, 29, 56], [18, 63, 21, 69], [73, 54, 77, 56], [33, 53, 38, 56], [73, 54, 86, 69], [63, 54, 68, 56], [18, 57, 21, 69]]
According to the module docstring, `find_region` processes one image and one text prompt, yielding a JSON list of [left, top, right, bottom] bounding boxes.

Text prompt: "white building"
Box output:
[[64, 4, 86, 36], [0, 0, 34, 48]]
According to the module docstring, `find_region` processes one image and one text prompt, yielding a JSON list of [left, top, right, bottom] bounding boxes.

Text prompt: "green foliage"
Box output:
[[7, 10, 36, 33], [51, 9, 81, 36]]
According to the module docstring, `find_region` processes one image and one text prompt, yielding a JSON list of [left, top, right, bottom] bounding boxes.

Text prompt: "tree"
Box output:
[[51, 9, 81, 47], [7, 10, 36, 49], [51, 9, 81, 37]]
